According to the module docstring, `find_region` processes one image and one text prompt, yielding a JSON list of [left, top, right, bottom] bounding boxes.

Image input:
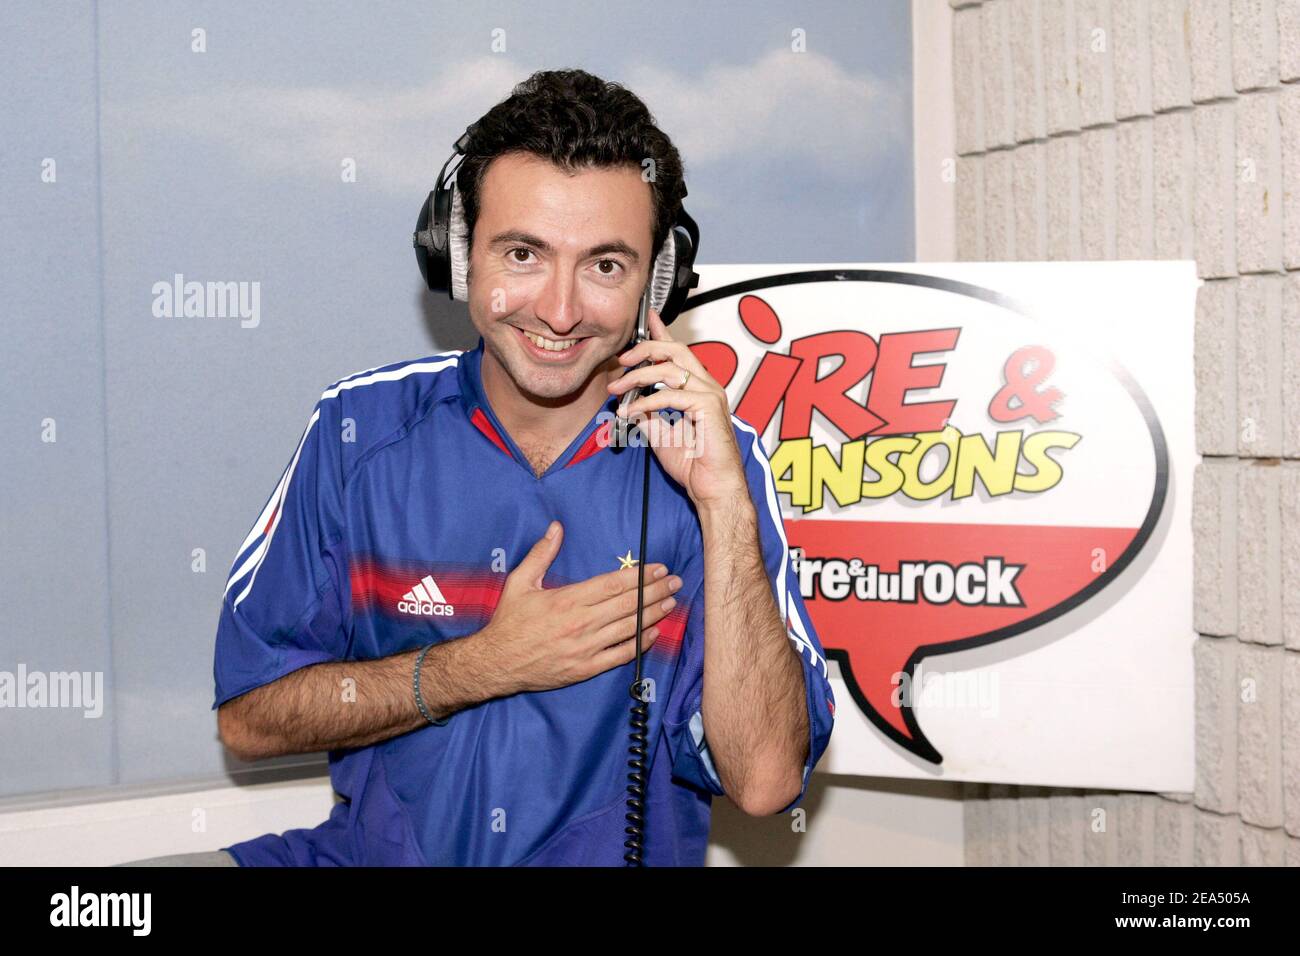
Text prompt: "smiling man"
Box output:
[[191, 69, 836, 867]]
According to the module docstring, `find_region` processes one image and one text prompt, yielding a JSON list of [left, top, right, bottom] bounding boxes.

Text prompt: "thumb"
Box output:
[[512, 520, 562, 590]]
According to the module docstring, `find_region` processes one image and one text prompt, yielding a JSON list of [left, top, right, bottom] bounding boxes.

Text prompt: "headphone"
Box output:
[[412, 123, 701, 329], [411, 119, 702, 867]]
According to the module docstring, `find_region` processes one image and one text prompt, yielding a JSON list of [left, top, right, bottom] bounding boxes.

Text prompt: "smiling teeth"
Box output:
[[523, 330, 578, 351]]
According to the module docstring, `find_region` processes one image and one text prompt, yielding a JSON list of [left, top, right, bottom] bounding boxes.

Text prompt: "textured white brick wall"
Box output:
[[1192, 0, 1237, 102], [1012, 141, 1049, 257], [1075, 0, 1116, 126], [982, 0, 1017, 147], [1045, 132, 1083, 257], [953, 0, 1300, 865], [1011, 0, 1049, 140], [1048, 789, 1088, 863], [1281, 0, 1300, 80], [1151, 0, 1194, 111], [1232, 0, 1280, 91], [1115, 117, 1156, 256], [1114, 0, 1154, 118], [1193, 102, 1236, 276], [1236, 462, 1283, 645], [1234, 91, 1283, 273], [955, 6, 987, 154], [1116, 794, 1156, 864], [984, 147, 1018, 258], [1235, 275, 1284, 458], [1194, 279, 1238, 455], [1080, 125, 1118, 256], [1284, 461, 1300, 643], [1084, 792, 1122, 864], [1044, 0, 1082, 132], [1153, 110, 1195, 259], [1017, 787, 1053, 863], [956, 154, 986, 259], [1279, 85, 1300, 267], [1194, 460, 1239, 635]]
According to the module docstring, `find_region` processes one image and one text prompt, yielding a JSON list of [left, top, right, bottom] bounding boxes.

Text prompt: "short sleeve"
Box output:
[[212, 393, 350, 710], [663, 417, 836, 812]]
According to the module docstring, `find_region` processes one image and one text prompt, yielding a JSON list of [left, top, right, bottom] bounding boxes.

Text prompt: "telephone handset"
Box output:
[[613, 285, 652, 447], [612, 283, 654, 865]]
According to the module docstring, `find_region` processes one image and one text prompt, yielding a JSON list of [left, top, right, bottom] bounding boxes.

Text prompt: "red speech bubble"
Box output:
[[681, 271, 1169, 764]]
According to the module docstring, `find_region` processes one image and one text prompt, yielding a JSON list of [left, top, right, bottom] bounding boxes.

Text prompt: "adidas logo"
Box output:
[[397, 575, 455, 617]]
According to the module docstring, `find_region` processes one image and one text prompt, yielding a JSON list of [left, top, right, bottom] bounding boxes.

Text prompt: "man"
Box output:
[[160, 70, 833, 866]]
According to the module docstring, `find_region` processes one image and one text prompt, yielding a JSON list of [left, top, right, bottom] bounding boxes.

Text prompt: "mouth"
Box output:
[[515, 326, 588, 360]]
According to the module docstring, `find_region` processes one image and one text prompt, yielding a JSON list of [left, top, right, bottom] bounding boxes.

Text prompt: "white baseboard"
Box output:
[[0, 773, 336, 866], [0, 770, 964, 866]]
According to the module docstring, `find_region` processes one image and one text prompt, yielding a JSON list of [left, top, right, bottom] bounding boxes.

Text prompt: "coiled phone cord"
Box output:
[[623, 437, 653, 866], [616, 287, 656, 866]]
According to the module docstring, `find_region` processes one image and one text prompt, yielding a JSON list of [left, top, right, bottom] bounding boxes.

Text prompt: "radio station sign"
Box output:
[[676, 262, 1197, 791]]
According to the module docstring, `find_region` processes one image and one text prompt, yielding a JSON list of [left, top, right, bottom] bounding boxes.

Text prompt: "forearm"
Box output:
[[221, 633, 504, 759], [697, 499, 809, 814]]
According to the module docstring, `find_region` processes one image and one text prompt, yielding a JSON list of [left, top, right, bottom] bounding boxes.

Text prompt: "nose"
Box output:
[[531, 264, 581, 337]]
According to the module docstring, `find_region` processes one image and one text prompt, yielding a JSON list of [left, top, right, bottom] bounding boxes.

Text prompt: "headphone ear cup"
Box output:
[[652, 214, 700, 325], [414, 191, 438, 290], [648, 232, 678, 321], [419, 185, 454, 294], [448, 181, 470, 301]]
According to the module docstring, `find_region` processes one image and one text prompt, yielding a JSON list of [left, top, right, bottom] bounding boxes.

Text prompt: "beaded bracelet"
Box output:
[[414, 642, 449, 726]]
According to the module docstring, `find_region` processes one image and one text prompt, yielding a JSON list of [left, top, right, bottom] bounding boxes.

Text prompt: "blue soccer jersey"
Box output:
[[212, 338, 835, 866]]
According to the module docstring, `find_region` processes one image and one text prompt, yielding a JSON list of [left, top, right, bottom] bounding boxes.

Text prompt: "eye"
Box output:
[[594, 258, 624, 278], [507, 247, 536, 265]]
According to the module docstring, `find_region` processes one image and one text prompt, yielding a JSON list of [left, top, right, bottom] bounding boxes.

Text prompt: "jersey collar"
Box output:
[[457, 336, 619, 476]]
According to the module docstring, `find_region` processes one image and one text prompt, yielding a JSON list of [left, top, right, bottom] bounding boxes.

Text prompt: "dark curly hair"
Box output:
[[456, 69, 687, 271]]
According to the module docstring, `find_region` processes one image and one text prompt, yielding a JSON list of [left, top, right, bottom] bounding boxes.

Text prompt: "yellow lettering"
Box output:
[[953, 430, 1023, 499], [898, 425, 962, 501], [810, 440, 865, 511], [1014, 431, 1082, 492], [862, 436, 919, 499], [770, 438, 812, 508]]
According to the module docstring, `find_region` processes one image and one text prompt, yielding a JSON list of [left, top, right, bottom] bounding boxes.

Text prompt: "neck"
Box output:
[[480, 348, 622, 451]]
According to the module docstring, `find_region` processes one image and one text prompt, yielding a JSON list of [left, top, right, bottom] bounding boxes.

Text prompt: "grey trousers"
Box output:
[[114, 850, 239, 866]]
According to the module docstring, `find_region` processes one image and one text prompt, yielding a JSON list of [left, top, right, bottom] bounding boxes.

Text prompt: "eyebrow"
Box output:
[[487, 230, 641, 263]]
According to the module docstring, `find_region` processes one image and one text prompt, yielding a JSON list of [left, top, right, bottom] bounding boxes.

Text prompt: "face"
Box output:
[[465, 151, 656, 402]]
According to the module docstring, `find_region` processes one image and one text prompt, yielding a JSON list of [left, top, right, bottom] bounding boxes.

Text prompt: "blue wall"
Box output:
[[0, 0, 913, 798]]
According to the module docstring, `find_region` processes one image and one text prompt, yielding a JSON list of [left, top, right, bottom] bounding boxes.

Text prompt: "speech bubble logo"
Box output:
[[678, 270, 1168, 764]]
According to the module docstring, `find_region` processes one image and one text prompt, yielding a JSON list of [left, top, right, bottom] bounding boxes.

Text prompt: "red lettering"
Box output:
[[735, 352, 803, 437], [870, 329, 959, 435], [781, 332, 885, 441], [687, 341, 738, 388]]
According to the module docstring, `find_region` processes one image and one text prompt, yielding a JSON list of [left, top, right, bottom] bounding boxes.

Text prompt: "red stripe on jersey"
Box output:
[[566, 418, 611, 468], [470, 407, 511, 458], [651, 602, 687, 658], [263, 501, 280, 535], [349, 557, 684, 662], [351, 562, 506, 614]]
